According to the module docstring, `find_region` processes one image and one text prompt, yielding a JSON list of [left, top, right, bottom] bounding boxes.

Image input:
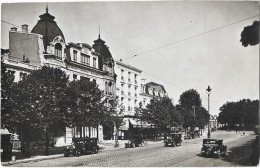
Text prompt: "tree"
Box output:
[[178, 89, 203, 131], [218, 99, 259, 130], [179, 89, 202, 109], [65, 79, 107, 132], [1, 58, 15, 132], [9, 66, 69, 156], [195, 106, 209, 134], [240, 21, 259, 47], [105, 97, 125, 147], [142, 97, 181, 132]]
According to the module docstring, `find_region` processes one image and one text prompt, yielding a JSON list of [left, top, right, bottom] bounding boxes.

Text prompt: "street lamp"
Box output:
[[206, 85, 212, 138]]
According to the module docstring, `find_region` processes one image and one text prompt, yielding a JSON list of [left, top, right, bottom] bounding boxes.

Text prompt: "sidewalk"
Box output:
[[2, 139, 163, 166]]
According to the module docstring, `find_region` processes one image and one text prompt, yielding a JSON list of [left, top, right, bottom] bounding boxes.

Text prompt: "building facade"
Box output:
[[114, 60, 142, 139], [140, 81, 168, 107], [2, 8, 116, 146]]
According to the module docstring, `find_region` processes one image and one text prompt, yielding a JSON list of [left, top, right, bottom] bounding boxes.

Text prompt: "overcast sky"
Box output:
[[1, 1, 259, 115]]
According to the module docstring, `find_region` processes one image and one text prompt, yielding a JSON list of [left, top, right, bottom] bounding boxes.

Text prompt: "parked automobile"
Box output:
[[64, 137, 99, 157], [201, 139, 227, 158], [125, 135, 145, 148], [164, 133, 182, 147]]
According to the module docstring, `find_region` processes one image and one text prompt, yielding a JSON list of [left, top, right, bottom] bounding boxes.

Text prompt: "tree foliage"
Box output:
[[179, 89, 202, 109], [218, 99, 259, 129], [141, 97, 182, 131], [240, 21, 259, 47], [1, 59, 15, 131], [65, 79, 106, 127], [178, 89, 209, 131]]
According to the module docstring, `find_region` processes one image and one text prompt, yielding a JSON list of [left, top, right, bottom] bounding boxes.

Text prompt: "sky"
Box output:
[[1, 1, 259, 116]]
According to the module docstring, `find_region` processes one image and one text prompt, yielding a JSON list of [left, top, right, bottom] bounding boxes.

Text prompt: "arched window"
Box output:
[[54, 43, 62, 59]]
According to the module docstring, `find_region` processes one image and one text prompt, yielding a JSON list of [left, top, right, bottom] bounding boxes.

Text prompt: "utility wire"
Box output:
[[119, 14, 259, 61], [142, 70, 222, 104], [1, 20, 33, 32]]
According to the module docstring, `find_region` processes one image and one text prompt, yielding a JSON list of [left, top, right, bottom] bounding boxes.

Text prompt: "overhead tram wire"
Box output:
[[142, 70, 222, 104], [1, 19, 33, 32], [118, 14, 259, 61]]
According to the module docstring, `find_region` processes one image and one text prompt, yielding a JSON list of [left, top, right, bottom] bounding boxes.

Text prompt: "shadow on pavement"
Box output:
[[222, 136, 259, 166]]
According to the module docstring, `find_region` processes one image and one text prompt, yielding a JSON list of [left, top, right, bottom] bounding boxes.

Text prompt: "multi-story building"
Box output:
[[114, 60, 142, 139], [140, 81, 168, 106], [2, 8, 116, 145]]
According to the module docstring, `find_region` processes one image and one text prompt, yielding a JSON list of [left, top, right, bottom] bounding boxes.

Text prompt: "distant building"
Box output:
[[140, 81, 168, 107], [2, 8, 116, 145], [210, 115, 218, 129]]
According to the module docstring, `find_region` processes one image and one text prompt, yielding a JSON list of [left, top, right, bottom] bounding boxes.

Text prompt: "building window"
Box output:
[[128, 72, 131, 82], [134, 74, 137, 84], [73, 50, 77, 62], [20, 72, 27, 81], [81, 54, 90, 64], [73, 74, 77, 80], [86, 55, 90, 65], [55, 43, 62, 59], [121, 69, 124, 78], [80, 76, 90, 81], [93, 57, 97, 68]]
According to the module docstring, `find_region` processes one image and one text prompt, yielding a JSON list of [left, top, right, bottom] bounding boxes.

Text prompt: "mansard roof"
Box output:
[[31, 8, 65, 52]]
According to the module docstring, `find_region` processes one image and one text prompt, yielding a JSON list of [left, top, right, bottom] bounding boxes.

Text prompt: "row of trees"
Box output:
[[218, 99, 259, 130], [1, 62, 118, 155], [135, 89, 210, 135]]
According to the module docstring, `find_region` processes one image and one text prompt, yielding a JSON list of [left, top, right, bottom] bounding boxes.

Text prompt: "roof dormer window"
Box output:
[[54, 43, 62, 59]]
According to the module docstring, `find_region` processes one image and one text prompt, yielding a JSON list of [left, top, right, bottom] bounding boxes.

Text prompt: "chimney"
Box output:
[[22, 24, 28, 33], [10, 27, 17, 32]]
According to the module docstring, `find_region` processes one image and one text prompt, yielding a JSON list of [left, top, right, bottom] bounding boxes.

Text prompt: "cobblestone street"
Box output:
[[6, 131, 256, 167]]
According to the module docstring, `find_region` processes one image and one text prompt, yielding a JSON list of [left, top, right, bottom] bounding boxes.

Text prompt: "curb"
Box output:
[[2, 154, 64, 166]]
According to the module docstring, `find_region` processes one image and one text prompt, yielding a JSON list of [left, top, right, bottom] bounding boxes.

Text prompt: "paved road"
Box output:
[[8, 131, 256, 167]]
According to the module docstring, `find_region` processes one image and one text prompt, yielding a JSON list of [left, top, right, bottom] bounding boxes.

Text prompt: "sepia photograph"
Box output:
[[1, 0, 259, 167]]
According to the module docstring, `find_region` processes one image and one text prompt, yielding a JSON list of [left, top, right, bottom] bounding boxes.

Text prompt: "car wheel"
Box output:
[[93, 147, 98, 154], [172, 142, 175, 147], [64, 153, 69, 157], [75, 149, 81, 157]]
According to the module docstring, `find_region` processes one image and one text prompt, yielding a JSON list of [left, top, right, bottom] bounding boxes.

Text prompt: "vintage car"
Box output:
[[164, 133, 182, 147], [125, 135, 145, 148], [201, 139, 227, 158], [64, 137, 99, 157]]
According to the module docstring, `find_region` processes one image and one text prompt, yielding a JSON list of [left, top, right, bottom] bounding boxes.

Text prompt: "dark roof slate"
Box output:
[[31, 10, 65, 52]]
